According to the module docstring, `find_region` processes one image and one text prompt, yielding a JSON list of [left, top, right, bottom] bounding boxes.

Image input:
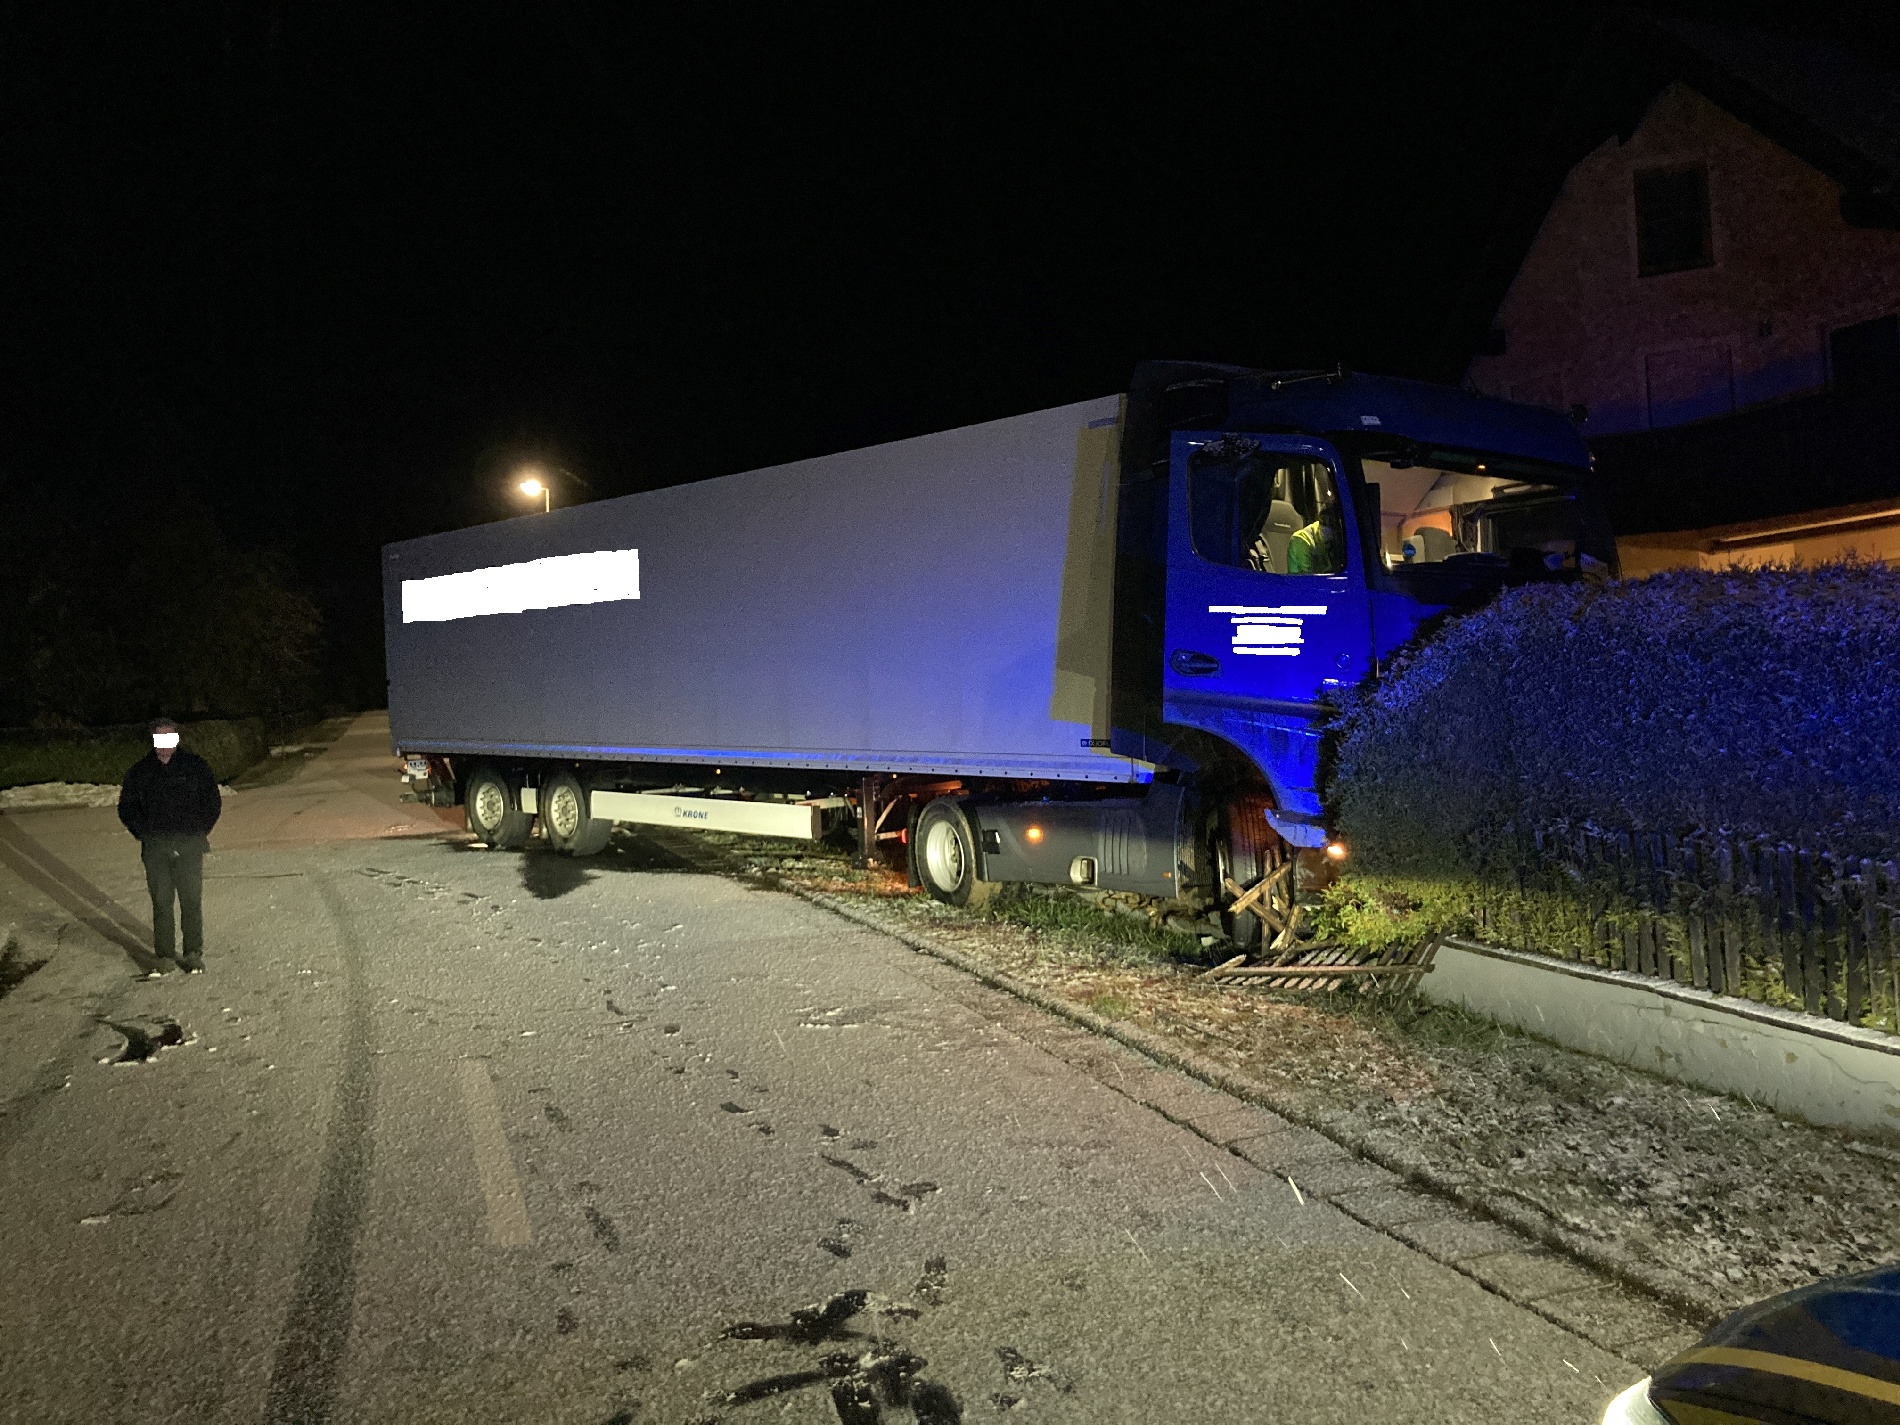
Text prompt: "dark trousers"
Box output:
[[141, 834, 208, 961]]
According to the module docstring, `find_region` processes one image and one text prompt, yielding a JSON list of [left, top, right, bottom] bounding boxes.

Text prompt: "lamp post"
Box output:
[[513, 464, 590, 514]]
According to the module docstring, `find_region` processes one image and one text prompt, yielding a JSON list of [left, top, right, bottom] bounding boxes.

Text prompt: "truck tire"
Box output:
[[542, 771, 613, 857], [915, 798, 995, 909], [465, 765, 531, 850], [1216, 795, 1279, 950]]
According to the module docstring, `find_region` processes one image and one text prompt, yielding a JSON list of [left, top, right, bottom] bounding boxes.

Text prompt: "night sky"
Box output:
[[7, 2, 1897, 706]]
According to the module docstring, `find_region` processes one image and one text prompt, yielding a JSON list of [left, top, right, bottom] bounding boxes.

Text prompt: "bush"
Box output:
[[0, 491, 322, 727], [0, 718, 267, 790], [1331, 564, 1900, 870]]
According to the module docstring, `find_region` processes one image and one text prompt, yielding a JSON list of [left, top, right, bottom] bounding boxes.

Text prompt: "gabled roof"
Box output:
[[1652, 16, 1900, 196], [1436, 14, 1900, 377]]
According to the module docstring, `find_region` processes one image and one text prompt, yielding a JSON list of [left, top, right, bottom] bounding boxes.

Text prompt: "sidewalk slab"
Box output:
[[1270, 1156, 1399, 1198], [1121, 1066, 1242, 1123], [1330, 1184, 1451, 1230], [1463, 1247, 1604, 1303], [1537, 1285, 1704, 1368], [1392, 1214, 1529, 1262], [1229, 1123, 1352, 1173], [1182, 1104, 1290, 1147]]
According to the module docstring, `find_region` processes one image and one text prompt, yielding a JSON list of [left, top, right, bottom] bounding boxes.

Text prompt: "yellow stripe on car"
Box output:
[[1675, 1347, 1900, 1406]]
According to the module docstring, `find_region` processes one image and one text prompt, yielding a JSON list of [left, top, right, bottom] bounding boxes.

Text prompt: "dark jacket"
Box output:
[[118, 750, 222, 840]]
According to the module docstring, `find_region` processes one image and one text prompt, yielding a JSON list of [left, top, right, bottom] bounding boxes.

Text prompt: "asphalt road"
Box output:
[[0, 717, 1642, 1423]]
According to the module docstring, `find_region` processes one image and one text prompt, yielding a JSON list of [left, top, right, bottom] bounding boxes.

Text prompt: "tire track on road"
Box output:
[[0, 815, 154, 1161], [0, 814, 153, 963], [262, 874, 378, 1425]]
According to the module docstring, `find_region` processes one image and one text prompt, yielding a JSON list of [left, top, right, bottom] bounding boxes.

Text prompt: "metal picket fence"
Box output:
[[1468, 826, 1900, 1033]]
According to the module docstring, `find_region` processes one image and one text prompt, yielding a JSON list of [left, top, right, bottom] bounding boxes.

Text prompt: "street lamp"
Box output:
[[513, 464, 590, 514]]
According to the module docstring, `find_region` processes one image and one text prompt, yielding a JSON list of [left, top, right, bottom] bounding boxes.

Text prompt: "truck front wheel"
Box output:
[[915, 799, 995, 909], [541, 771, 613, 857], [1216, 794, 1281, 950], [466, 766, 531, 850]]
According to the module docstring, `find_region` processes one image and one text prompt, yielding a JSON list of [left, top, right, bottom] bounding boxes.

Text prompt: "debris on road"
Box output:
[[98, 1018, 190, 1065]]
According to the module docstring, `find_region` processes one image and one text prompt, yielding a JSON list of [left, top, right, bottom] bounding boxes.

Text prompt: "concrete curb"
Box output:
[[801, 888, 1717, 1336]]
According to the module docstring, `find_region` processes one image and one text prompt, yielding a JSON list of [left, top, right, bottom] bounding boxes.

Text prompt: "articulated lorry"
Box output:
[[384, 361, 1611, 944]]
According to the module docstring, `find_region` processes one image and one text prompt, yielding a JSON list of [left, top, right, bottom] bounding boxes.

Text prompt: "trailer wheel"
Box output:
[[466, 766, 530, 850], [915, 798, 994, 908], [542, 771, 613, 856]]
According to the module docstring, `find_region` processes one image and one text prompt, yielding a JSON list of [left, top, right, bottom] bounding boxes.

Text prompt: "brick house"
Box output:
[[1456, 17, 1900, 569]]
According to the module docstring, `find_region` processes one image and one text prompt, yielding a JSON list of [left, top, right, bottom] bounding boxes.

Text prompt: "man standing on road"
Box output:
[[117, 718, 222, 975]]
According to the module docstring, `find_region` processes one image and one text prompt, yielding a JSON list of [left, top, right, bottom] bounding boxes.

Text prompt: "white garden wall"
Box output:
[[1423, 937, 1900, 1140]]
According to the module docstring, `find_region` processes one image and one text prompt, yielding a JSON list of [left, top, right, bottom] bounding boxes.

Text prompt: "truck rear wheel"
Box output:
[[915, 798, 995, 909], [466, 766, 531, 850], [541, 771, 613, 856]]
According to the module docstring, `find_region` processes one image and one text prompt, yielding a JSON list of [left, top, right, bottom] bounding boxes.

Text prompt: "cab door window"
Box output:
[[1187, 438, 1345, 575]]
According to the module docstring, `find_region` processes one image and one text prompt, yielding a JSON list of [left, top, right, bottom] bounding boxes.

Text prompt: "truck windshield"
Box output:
[[1361, 456, 1596, 584]]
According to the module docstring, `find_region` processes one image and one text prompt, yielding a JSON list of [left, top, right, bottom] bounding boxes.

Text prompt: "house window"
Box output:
[[1635, 165, 1712, 276], [1829, 314, 1900, 396]]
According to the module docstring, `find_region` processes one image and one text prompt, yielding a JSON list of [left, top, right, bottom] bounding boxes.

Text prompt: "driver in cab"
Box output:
[[1287, 504, 1346, 575]]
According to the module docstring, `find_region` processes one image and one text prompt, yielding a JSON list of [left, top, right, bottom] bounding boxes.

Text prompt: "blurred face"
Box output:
[[153, 727, 179, 763]]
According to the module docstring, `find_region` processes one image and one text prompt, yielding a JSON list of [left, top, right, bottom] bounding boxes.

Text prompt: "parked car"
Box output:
[[1602, 1262, 1900, 1423]]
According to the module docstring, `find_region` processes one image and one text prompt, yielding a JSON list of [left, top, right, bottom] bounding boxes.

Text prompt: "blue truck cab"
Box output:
[[1111, 361, 1608, 863]]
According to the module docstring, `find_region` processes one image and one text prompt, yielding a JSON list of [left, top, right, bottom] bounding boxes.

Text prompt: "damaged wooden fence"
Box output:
[[1206, 850, 1440, 992], [1200, 938, 1440, 992]]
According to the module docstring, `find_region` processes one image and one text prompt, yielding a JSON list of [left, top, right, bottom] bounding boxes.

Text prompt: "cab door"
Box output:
[[1160, 431, 1371, 827]]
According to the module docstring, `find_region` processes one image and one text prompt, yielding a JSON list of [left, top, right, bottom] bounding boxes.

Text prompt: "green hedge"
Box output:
[[1331, 565, 1900, 871], [1314, 566, 1900, 1012], [0, 718, 267, 790]]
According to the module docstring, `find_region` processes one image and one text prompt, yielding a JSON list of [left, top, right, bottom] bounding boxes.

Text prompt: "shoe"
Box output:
[[180, 957, 205, 975], [143, 958, 176, 980]]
